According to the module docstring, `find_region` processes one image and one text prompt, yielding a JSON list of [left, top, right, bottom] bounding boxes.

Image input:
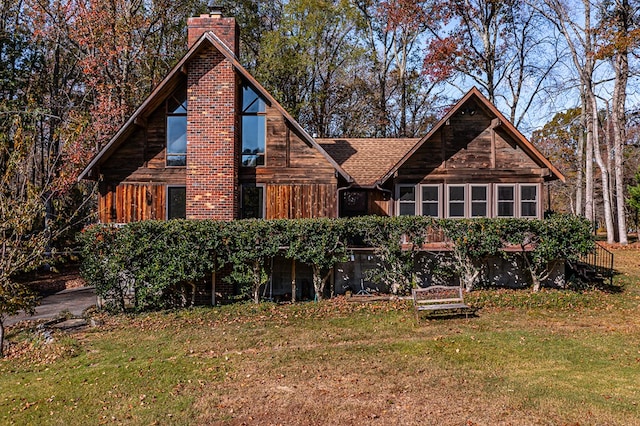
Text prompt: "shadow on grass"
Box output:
[[417, 309, 480, 322], [566, 270, 624, 294]]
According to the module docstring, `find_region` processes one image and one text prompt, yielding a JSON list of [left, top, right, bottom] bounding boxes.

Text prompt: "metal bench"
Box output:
[[412, 285, 474, 321]]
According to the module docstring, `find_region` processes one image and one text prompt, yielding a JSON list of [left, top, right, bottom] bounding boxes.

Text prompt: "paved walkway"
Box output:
[[5, 287, 96, 327]]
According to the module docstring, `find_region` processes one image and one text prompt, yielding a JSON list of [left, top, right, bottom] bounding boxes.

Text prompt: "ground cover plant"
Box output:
[[0, 246, 638, 425]]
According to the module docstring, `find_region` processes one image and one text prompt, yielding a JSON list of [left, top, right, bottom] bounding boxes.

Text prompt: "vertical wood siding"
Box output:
[[99, 183, 166, 223], [266, 184, 337, 219]]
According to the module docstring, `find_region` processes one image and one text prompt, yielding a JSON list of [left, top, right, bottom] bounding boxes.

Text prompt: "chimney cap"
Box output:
[[207, 1, 223, 15]]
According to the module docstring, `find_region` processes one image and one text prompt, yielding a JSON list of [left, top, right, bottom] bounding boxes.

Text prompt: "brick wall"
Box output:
[[185, 15, 239, 220]]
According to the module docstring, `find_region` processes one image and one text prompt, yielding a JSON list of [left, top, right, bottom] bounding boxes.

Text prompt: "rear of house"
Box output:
[[79, 9, 566, 302]]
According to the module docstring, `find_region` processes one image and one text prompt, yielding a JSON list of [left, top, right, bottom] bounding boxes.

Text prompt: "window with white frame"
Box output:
[[520, 185, 538, 217], [447, 185, 466, 217], [470, 185, 488, 217], [396, 183, 539, 218], [421, 185, 440, 217], [398, 185, 416, 216], [496, 185, 515, 217]]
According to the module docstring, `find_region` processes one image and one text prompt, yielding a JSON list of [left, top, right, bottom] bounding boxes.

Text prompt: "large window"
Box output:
[[167, 186, 186, 219], [241, 84, 266, 167], [397, 183, 540, 218], [166, 87, 187, 167], [240, 184, 265, 219]]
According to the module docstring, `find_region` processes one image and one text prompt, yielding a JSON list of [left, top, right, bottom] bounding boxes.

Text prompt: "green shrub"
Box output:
[[78, 214, 595, 311]]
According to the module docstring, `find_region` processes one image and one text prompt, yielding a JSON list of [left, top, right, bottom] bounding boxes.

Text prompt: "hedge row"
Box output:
[[78, 214, 594, 311]]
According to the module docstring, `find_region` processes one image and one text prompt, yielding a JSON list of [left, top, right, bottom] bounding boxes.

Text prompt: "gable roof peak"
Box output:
[[376, 87, 565, 184]]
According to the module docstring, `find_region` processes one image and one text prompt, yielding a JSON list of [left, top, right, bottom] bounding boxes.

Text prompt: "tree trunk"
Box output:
[[312, 265, 324, 301], [531, 274, 542, 292], [0, 319, 4, 357], [253, 262, 261, 304], [575, 126, 584, 216], [590, 94, 616, 243], [583, 92, 594, 223], [612, 1, 630, 244], [291, 258, 296, 303]]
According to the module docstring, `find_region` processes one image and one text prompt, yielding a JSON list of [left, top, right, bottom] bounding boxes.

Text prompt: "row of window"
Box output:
[[169, 184, 539, 220], [397, 183, 540, 218], [165, 84, 266, 168]]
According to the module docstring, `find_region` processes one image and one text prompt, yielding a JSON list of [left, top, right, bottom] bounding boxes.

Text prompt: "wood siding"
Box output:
[[367, 190, 390, 216], [241, 105, 337, 181], [98, 77, 187, 186], [98, 87, 338, 223], [242, 105, 339, 219], [99, 182, 166, 223], [397, 99, 544, 185], [266, 184, 337, 219]]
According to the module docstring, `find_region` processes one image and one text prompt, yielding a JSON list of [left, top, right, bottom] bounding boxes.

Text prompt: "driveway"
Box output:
[[4, 287, 97, 327]]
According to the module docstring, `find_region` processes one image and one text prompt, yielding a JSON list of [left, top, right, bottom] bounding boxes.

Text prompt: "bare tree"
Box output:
[[540, 0, 615, 242]]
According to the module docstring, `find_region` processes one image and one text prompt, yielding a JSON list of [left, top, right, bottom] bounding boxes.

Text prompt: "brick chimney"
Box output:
[[185, 6, 239, 220], [187, 4, 239, 55]]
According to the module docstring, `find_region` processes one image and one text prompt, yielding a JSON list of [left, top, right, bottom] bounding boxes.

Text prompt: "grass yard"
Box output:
[[2, 247, 640, 425]]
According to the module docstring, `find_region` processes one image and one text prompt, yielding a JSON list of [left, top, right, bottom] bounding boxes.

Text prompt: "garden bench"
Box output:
[[412, 285, 475, 321]]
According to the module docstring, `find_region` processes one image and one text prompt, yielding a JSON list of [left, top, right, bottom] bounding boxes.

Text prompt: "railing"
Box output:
[[578, 242, 615, 286]]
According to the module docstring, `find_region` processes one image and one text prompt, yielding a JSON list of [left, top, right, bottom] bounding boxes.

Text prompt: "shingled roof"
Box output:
[[318, 138, 420, 187]]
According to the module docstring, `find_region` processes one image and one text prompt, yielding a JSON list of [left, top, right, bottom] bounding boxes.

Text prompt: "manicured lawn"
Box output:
[[2, 247, 639, 425]]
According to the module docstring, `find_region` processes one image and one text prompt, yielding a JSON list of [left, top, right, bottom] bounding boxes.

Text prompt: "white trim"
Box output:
[[446, 184, 466, 218], [519, 184, 540, 218], [396, 184, 417, 216], [470, 184, 490, 217], [419, 184, 441, 218]]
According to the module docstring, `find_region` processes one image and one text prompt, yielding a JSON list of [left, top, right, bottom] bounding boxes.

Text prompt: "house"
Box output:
[[78, 9, 566, 300]]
